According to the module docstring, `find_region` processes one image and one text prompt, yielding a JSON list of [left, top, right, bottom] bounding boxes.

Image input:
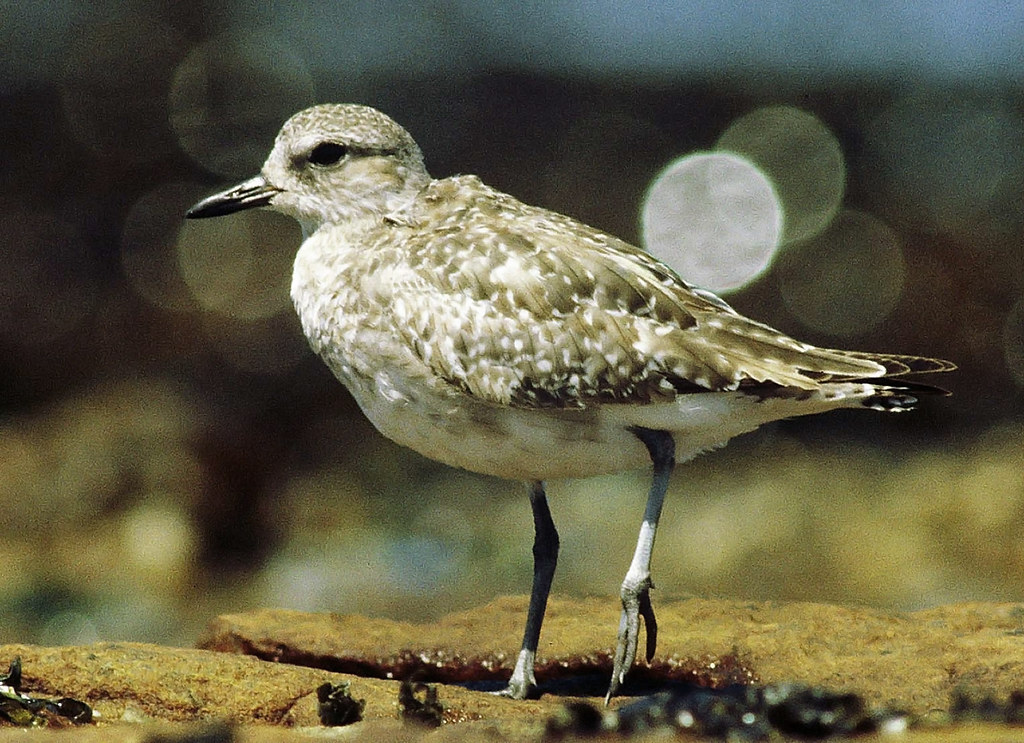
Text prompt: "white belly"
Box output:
[[339, 364, 871, 481], [340, 367, 646, 480]]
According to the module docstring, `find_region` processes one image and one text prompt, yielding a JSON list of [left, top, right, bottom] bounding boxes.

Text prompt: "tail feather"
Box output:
[[860, 376, 952, 412], [869, 377, 952, 396], [863, 390, 920, 412]]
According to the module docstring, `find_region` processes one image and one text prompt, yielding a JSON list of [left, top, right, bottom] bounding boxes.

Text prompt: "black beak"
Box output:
[[186, 176, 281, 219]]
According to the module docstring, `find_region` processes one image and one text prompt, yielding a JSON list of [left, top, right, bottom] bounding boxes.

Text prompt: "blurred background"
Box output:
[[2, 1, 1023, 648]]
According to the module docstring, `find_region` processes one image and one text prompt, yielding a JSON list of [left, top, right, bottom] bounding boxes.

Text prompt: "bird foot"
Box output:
[[606, 577, 658, 703], [495, 649, 540, 700], [494, 679, 538, 701]]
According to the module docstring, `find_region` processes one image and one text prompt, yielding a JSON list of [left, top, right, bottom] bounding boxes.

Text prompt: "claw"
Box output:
[[606, 578, 657, 703]]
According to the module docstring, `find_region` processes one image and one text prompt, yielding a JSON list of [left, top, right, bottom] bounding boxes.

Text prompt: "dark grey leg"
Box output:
[[498, 480, 559, 699], [606, 427, 675, 702]]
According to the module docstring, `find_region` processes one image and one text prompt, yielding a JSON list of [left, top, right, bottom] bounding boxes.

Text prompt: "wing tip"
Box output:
[[837, 351, 957, 378]]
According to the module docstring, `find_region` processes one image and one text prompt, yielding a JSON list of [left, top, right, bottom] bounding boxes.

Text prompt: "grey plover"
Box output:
[[186, 103, 955, 701]]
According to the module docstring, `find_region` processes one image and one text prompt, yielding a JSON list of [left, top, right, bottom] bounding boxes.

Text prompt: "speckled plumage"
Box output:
[[309, 173, 944, 406], [187, 103, 954, 700]]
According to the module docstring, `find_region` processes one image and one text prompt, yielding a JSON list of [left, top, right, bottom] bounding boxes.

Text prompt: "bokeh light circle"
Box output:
[[641, 152, 782, 292], [170, 31, 316, 178], [717, 106, 846, 244], [776, 210, 906, 337], [175, 210, 298, 321], [865, 94, 1024, 236], [121, 183, 207, 313]]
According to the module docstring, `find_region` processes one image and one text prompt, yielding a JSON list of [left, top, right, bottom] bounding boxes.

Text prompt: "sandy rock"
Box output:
[[200, 596, 1024, 714], [5, 597, 1024, 741]]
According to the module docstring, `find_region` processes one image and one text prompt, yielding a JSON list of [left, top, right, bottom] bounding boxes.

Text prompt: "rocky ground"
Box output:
[[4, 596, 1024, 741]]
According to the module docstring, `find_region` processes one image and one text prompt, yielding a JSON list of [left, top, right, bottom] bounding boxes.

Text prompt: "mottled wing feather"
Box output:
[[386, 176, 946, 408]]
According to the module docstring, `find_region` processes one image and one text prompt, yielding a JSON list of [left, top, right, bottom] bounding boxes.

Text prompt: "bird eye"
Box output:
[[308, 142, 348, 166]]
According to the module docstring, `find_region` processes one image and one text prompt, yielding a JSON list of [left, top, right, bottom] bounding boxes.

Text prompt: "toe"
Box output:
[[639, 588, 658, 661]]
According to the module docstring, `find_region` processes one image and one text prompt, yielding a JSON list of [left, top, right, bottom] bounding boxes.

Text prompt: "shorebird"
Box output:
[[186, 103, 954, 701]]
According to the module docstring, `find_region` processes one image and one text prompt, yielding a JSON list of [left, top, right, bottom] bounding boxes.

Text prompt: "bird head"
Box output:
[[186, 103, 431, 235]]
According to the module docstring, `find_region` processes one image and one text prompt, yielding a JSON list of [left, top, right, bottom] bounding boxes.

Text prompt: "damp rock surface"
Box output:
[[200, 596, 1024, 713], [3, 597, 1024, 741]]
